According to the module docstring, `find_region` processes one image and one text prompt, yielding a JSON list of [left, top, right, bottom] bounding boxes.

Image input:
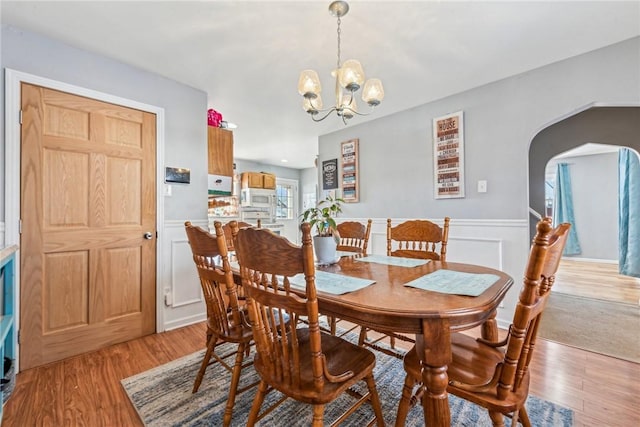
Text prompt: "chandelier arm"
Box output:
[[342, 105, 377, 117], [311, 107, 339, 122]]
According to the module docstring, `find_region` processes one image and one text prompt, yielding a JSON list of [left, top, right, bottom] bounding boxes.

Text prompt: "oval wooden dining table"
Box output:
[[315, 254, 514, 427]]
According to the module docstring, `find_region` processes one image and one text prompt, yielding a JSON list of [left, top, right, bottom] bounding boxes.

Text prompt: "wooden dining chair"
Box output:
[[221, 220, 255, 252], [359, 217, 451, 357], [386, 217, 450, 260], [336, 219, 372, 254], [234, 223, 385, 427], [327, 219, 373, 336], [395, 217, 570, 427], [184, 221, 257, 427]]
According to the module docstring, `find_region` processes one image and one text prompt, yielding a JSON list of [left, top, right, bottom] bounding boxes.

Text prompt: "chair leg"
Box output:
[[311, 404, 325, 427], [518, 406, 531, 427], [489, 410, 506, 427], [395, 374, 418, 427], [329, 316, 337, 335], [247, 380, 268, 426], [222, 342, 247, 427], [358, 327, 368, 346], [364, 374, 385, 427], [192, 333, 219, 393], [389, 335, 396, 349]]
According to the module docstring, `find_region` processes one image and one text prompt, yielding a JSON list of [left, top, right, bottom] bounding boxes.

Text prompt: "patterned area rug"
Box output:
[[539, 292, 640, 363], [121, 334, 573, 426]]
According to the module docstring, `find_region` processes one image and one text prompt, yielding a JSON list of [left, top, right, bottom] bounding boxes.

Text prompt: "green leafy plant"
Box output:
[[300, 195, 344, 239]]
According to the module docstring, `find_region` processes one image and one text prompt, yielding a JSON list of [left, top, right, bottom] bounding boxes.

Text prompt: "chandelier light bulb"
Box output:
[[362, 78, 384, 106], [339, 59, 365, 92], [298, 70, 322, 98], [303, 94, 323, 114]]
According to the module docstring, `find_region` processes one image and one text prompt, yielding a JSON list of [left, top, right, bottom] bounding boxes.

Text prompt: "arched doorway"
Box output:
[[528, 106, 640, 362], [529, 106, 640, 237]]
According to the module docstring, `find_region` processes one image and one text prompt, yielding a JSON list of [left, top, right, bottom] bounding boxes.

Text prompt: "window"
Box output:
[[276, 181, 296, 220]]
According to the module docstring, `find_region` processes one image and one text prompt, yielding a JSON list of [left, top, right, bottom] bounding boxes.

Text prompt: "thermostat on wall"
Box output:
[[165, 167, 190, 184]]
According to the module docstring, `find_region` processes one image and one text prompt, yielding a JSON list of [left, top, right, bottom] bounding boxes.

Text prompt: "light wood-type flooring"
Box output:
[[553, 258, 640, 305], [3, 320, 639, 426]]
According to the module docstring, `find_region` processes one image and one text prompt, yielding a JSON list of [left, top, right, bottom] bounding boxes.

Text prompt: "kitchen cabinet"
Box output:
[[262, 173, 276, 189], [241, 172, 276, 189], [208, 126, 234, 177]]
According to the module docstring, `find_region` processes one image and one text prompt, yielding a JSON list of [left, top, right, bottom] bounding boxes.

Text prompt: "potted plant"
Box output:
[[300, 195, 344, 264]]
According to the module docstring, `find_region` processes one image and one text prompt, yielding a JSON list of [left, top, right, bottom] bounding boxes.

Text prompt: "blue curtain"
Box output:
[[553, 163, 581, 255], [618, 148, 640, 278]]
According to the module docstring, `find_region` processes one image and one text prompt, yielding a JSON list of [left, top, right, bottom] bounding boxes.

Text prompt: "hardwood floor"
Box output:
[[553, 258, 640, 305], [3, 322, 639, 426]]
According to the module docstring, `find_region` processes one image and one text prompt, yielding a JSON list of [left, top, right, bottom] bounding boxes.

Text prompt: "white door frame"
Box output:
[[275, 177, 299, 243], [4, 69, 166, 370]]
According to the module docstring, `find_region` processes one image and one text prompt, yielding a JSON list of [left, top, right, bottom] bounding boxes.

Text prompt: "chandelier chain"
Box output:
[[336, 16, 342, 70]]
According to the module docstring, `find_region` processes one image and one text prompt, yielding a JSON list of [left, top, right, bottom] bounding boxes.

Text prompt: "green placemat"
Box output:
[[404, 269, 499, 296], [355, 254, 430, 267], [290, 270, 375, 295]]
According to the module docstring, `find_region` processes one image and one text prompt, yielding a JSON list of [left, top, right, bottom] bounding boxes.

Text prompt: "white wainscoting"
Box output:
[[160, 218, 531, 332], [161, 220, 208, 331]]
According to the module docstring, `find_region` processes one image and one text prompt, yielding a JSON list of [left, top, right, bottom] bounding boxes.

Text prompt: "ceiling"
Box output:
[[2, 1, 639, 169]]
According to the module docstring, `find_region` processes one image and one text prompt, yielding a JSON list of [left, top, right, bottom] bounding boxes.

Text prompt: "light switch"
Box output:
[[477, 180, 487, 193], [164, 184, 172, 197]]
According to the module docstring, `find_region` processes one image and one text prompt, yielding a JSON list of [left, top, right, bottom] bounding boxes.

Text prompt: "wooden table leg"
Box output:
[[481, 308, 499, 341], [416, 318, 451, 427]]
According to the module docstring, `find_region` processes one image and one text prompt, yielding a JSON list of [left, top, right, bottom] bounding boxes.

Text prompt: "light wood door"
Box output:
[[20, 83, 157, 370]]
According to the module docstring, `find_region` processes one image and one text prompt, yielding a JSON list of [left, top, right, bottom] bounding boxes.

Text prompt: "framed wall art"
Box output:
[[322, 158, 339, 190], [341, 138, 359, 202], [433, 111, 465, 199]]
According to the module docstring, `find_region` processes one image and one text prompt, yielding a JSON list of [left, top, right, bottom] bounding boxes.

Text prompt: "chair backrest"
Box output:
[[184, 221, 243, 336], [222, 220, 255, 251], [336, 219, 372, 254], [387, 217, 450, 261], [234, 223, 328, 392], [497, 217, 570, 399]]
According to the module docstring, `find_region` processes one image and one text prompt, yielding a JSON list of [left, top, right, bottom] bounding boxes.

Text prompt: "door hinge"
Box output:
[[19, 110, 23, 125], [19, 219, 23, 234], [17, 330, 20, 344]]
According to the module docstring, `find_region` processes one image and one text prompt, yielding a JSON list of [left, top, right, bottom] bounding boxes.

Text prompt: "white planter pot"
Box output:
[[313, 235, 337, 264]]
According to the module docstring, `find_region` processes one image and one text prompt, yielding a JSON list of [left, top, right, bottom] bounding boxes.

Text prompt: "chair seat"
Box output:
[[254, 328, 377, 405], [206, 308, 253, 343], [403, 332, 529, 412]]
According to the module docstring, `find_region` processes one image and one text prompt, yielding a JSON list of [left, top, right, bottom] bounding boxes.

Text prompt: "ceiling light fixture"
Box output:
[[298, 1, 384, 124]]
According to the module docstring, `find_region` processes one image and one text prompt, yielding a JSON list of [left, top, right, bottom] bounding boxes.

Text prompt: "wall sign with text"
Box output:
[[341, 139, 359, 202], [322, 159, 339, 190], [433, 111, 465, 199]]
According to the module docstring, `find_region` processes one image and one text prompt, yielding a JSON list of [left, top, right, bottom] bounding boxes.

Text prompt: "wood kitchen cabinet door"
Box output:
[[262, 173, 276, 189], [242, 172, 263, 188], [208, 126, 234, 176]]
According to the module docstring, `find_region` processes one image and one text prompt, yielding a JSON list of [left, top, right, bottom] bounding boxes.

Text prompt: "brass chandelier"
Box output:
[[297, 1, 384, 124]]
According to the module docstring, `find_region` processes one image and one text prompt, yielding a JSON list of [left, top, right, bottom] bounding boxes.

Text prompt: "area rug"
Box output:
[[121, 339, 573, 426], [539, 292, 640, 363]]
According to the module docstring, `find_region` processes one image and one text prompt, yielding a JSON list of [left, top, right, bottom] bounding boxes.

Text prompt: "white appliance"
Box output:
[[241, 208, 284, 235], [240, 188, 276, 209]]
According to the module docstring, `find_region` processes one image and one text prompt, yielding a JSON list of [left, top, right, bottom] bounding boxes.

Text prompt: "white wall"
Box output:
[[318, 37, 640, 325], [547, 152, 619, 260]]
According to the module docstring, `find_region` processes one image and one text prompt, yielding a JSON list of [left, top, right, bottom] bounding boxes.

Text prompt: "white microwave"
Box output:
[[240, 188, 276, 208]]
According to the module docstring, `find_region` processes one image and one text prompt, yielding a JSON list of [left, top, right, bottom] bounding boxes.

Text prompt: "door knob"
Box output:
[[143, 232, 154, 240]]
